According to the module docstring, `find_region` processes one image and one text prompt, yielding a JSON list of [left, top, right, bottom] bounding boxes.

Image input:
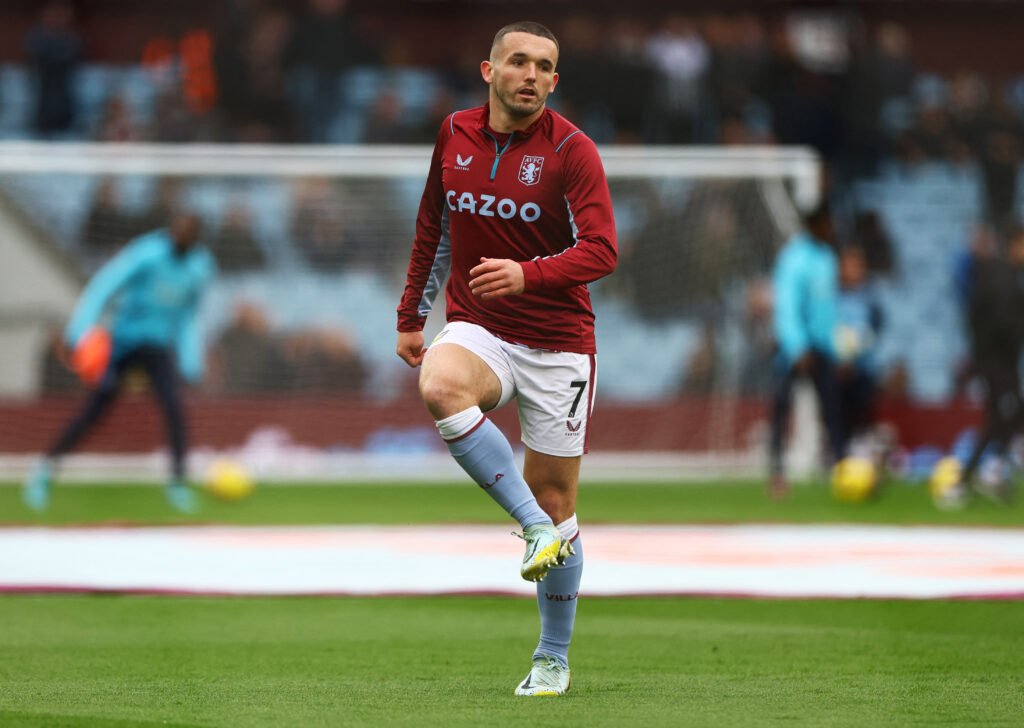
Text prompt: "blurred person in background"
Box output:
[[209, 200, 266, 272], [283, 328, 367, 393], [214, 4, 295, 142], [209, 301, 288, 394], [93, 95, 143, 143], [834, 245, 884, 449], [737, 276, 776, 396], [645, 14, 709, 144], [290, 177, 348, 270], [26, 0, 81, 138], [81, 178, 136, 261], [286, 0, 375, 143], [768, 204, 845, 498], [951, 223, 998, 396], [396, 21, 617, 697], [362, 91, 409, 144], [23, 212, 216, 514], [938, 227, 1024, 509], [132, 177, 185, 239]]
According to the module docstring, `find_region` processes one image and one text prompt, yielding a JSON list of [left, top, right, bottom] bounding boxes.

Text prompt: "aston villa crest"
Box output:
[[518, 156, 544, 186]]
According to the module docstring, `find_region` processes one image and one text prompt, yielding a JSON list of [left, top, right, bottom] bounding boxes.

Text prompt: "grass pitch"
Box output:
[[1, 596, 1022, 727], [1, 479, 1021, 527], [1, 480, 1020, 725]]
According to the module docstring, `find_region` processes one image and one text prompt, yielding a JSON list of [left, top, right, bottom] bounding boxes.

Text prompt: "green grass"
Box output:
[[0, 596, 1022, 727], [2, 480, 1021, 725], [1, 479, 1021, 527]]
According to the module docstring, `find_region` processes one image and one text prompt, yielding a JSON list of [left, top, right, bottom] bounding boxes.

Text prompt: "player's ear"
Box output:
[[481, 60, 493, 84], [550, 72, 559, 93]]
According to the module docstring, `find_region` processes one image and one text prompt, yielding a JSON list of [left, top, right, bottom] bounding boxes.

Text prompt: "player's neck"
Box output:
[[487, 99, 545, 134]]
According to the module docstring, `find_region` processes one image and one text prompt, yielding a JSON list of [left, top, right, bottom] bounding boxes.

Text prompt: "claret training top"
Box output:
[[397, 104, 617, 354]]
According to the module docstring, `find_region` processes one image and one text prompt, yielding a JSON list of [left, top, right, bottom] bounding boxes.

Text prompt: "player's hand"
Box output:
[[396, 331, 426, 368], [793, 350, 816, 375], [469, 257, 525, 299]]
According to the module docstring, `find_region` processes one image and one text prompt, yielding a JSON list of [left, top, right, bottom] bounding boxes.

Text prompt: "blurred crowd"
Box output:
[[14, 0, 1024, 411], [12, 2, 1019, 193]]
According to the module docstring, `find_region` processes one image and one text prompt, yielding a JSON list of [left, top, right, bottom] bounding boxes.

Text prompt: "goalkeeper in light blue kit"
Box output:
[[768, 204, 846, 497], [24, 211, 216, 513]]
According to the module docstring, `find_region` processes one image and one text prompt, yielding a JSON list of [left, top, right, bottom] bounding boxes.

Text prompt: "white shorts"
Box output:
[[431, 321, 597, 457]]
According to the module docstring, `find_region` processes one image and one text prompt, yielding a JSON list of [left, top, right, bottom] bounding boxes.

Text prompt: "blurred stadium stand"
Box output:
[[3, 0, 1024, 477]]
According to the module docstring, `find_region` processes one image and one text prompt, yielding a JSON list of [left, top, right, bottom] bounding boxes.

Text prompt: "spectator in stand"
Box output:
[[26, 0, 82, 138], [362, 91, 409, 144], [553, 16, 612, 141], [209, 201, 266, 272], [132, 177, 185, 239], [290, 177, 348, 270], [738, 276, 776, 396], [841, 22, 914, 179], [606, 18, 659, 143], [81, 179, 136, 259], [94, 95, 143, 143], [408, 88, 458, 144], [680, 319, 718, 395], [211, 301, 289, 394], [645, 14, 709, 144], [214, 5, 296, 142], [283, 328, 367, 393], [705, 13, 771, 138], [287, 0, 375, 143]]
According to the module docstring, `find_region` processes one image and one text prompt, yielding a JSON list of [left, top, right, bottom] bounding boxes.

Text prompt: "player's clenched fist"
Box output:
[[396, 330, 426, 368], [469, 257, 525, 299]]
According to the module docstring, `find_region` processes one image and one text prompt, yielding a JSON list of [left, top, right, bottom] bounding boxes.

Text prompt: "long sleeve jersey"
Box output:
[[397, 104, 618, 354], [65, 230, 217, 382], [772, 232, 838, 366]]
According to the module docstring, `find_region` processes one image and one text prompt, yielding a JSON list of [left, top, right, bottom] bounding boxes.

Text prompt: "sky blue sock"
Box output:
[[534, 525, 582, 668], [438, 408, 551, 529]]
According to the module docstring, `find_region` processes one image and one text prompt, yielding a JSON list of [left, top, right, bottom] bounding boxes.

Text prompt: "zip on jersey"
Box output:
[[484, 130, 515, 181]]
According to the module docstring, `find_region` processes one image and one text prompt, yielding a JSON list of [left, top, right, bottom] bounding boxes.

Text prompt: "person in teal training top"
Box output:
[[768, 204, 846, 498], [24, 211, 216, 513]]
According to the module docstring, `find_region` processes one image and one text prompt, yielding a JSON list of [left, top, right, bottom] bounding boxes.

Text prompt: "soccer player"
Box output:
[[395, 21, 616, 697], [835, 245, 884, 445], [23, 211, 216, 514], [938, 226, 1024, 509], [768, 204, 846, 497]]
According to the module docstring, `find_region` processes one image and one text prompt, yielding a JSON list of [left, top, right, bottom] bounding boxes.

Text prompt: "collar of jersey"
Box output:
[[476, 102, 548, 139]]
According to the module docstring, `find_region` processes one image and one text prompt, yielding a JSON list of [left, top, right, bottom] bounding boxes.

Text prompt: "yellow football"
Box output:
[[831, 457, 878, 503], [929, 457, 962, 499], [203, 459, 255, 502]]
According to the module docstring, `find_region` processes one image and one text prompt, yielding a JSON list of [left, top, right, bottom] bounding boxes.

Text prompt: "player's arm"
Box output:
[[772, 247, 810, 366], [175, 254, 217, 383], [519, 134, 617, 293], [64, 236, 158, 347], [396, 120, 451, 367]]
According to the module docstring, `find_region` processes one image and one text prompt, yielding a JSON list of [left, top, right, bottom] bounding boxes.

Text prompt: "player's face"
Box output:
[[483, 32, 559, 124], [171, 214, 202, 249]]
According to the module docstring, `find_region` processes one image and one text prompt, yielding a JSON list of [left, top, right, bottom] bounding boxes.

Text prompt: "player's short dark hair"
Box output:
[[491, 21, 559, 57], [802, 201, 831, 230]]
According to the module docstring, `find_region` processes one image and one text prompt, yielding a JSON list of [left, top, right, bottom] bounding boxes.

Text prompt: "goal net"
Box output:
[[0, 143, 819, 482]]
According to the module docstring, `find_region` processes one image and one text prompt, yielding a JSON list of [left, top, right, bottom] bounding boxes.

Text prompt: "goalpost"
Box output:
[[0, 142, 819, 482]]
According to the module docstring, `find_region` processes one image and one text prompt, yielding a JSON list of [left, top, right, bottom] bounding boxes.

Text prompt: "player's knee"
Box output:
[[534, 489, 573, 524], [419, 370, 472, 417]]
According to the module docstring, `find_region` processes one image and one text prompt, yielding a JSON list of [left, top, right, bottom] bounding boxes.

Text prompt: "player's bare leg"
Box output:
[[420, 344, 560, 579], [516, 448, 581, 696]]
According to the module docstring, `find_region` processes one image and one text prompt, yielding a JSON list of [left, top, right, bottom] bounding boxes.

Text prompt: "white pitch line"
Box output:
[[1, 524, 1022, 599]]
